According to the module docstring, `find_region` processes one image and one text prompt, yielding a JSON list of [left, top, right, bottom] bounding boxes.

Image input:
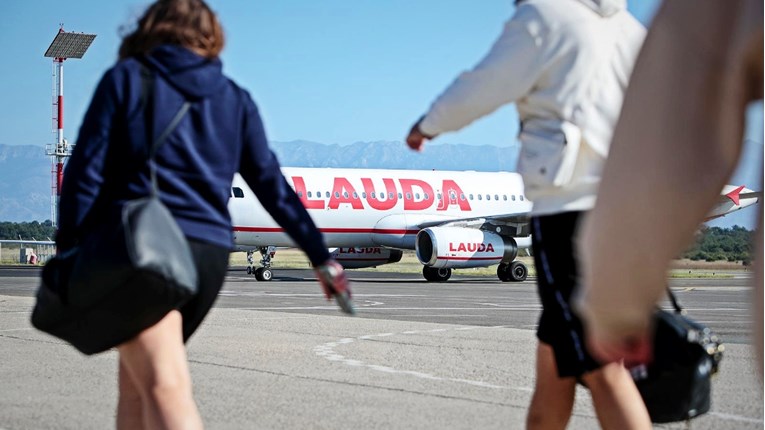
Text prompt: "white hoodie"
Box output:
[[419, 0, 645, 215]]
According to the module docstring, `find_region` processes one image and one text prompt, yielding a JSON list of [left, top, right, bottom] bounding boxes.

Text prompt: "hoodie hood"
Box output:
[[575, 0, 626, 17], [143, 45, 227, 99]]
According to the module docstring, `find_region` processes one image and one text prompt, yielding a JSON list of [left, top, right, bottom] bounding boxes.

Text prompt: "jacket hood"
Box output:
[[575, 0, 626, 17], [143, 45, 227, 99]]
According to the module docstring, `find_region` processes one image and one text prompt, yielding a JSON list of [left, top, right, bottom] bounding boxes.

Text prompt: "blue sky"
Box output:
[[0, 0, 761, 228]]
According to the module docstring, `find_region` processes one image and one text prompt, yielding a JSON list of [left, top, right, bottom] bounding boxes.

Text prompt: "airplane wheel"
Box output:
[[423, 266, 451, 282], [260, 268, 273, 281], [497, 264, 512, 282], [509, 261, 527, 282], [255, 268, 273, 282], [246, 266, 252, 275]]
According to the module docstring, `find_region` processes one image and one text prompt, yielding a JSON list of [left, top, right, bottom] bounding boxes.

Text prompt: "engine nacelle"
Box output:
[[416, 227, 518, 269], [329, 247, 404, 269]]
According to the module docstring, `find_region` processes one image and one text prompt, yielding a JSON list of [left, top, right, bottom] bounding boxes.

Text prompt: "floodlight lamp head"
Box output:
[[44, 30, 96, 59]]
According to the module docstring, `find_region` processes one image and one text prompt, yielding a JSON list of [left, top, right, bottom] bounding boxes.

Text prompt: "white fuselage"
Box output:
[[229, 167, 532, 250]]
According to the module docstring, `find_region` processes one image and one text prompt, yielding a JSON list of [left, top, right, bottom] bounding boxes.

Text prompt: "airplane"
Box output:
[[228, 167, 760, 283]]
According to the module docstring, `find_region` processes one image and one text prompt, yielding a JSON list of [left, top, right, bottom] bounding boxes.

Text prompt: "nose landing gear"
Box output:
[[246, 246, 276, 281]]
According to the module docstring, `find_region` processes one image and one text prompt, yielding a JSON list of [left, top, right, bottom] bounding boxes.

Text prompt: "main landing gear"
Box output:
[[422, 266, 452, 282], [497, 260, 528, 282], [246, 246, 275, 281]]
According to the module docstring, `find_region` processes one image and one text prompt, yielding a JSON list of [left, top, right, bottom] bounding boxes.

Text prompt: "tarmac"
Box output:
[[0, 269, 762, 429]]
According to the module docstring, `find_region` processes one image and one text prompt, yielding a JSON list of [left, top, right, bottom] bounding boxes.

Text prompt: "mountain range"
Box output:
[[0, 141, 518, 222]]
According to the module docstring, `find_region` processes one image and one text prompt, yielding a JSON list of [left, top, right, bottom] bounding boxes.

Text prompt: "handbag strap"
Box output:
[[666, 286, 683, 314], [139, 63, 191, 197]]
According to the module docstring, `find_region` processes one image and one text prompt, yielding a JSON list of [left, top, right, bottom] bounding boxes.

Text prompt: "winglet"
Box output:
[[725, 185, 746, 205]]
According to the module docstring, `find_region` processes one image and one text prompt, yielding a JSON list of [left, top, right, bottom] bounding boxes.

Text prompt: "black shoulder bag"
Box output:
[[630, 288, 724, 423], [31, 68, 197, 355]]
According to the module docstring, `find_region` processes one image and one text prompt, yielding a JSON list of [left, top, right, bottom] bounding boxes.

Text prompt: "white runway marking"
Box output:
[[314, 326, 532, 392], [0, 327, 34, 332], [709, 412, 763, 424]]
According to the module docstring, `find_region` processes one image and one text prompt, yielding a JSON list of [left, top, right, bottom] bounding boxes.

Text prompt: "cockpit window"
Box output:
[[232, 187, 245, 198]]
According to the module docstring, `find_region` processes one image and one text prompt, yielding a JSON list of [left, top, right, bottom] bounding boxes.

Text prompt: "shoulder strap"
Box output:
[[666, 286, 684, 314], [138, 62, 191, 196]]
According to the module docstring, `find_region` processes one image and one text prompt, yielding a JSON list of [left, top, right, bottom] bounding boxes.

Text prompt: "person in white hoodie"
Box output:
[[406, 1, 648, 428]]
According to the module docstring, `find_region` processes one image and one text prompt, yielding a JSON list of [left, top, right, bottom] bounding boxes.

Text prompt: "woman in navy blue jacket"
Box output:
[[57, 1, 351, 427]]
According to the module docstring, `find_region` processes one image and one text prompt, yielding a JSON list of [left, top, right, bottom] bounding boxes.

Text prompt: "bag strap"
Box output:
[[138, 63, 191, 197], [666, 286, 684, 314]]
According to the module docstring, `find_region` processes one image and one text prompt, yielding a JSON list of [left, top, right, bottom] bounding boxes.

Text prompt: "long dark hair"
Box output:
[[118, 0, 224, 59]]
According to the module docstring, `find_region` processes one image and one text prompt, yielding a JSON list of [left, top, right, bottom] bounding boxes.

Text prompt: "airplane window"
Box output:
[[503, 195, 507, 201], [343, 192, 349, 198], [370, 193, 376, 199], [307, 191, 312, 198], [415, 193, 420, 199], [478, 195, 482, 200], [450, 192, 456, 199], [362, 192, 367, 198], [512, 195, 516, 201], [486, 194, 490, 200], [460, 194, 465, 200], [406, 193, 412, 200], [380, 192, 385, 199], [335, 192, 340, 198], [325, 191, 330, 198], [397, 192, 402, 199], [353, 192, 358, 199], [495, 195, 499, 200], [232, 187, 245, 198], [437, 193, 442, 200], [469, 194, 474, 200], [298, 191, 303, 198], [424, 193, 429, 200], [520, 196, 525, 201]]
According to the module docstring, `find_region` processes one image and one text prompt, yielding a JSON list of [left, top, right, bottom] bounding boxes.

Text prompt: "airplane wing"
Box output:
[[415, 211, 531, 238]]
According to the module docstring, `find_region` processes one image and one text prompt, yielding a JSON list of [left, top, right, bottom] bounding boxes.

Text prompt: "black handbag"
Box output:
[[31, 68, 197, 355], [630, 288, 724, 423]]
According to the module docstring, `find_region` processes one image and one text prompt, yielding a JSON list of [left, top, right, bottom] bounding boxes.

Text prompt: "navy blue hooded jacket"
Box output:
[[58, 45, 330, 266]]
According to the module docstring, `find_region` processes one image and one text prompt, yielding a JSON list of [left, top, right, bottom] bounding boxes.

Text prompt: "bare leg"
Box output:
[[117, 359, 144, 430], [581, 361, 651, 430], [118, 310, 203, 430], [526, 342, 576, 430]]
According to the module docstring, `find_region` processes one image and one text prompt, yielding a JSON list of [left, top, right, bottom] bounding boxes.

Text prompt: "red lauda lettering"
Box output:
[[292, 176, 324, 209], [294, 175, 471, 212], [449, 242, 495, 253], [361, 178, 398, 210], [437, 180, 471, 211], [400, 179, 434, 210], [328, 178, 364, 209]]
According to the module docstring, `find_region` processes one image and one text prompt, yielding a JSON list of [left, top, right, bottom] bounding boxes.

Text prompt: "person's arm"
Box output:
[[238, 99, 331, 267], [56, 70, 121, 250], [575, 0, 763, 364], [411, 9, 542, 148]]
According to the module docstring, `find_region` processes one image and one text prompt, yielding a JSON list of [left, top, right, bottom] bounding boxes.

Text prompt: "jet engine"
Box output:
[[330, 247, 404, 269], [416, 227, 518, 269]]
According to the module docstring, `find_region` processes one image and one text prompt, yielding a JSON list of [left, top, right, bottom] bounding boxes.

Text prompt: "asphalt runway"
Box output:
[[0, 266, 761, 429]]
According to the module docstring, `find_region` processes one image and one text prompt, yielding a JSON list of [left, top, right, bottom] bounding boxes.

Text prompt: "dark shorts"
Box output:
[[180, 239, 230, 342], [532, 211, 600, 378]]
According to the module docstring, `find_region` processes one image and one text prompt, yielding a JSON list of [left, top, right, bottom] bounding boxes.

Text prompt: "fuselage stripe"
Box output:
[[233, 226, 419, 235], [436, 256, 503, 261]]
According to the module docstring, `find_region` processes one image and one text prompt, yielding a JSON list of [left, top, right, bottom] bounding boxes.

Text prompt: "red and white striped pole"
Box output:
[[55, 54, 65, 198]]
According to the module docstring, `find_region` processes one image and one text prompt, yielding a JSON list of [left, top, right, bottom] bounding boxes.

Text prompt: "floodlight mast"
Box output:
[[43, 26, 96, 227]]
